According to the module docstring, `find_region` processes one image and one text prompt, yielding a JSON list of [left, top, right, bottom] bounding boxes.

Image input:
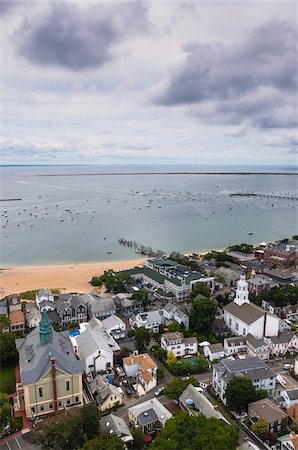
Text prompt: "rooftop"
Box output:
[[224, 301, 265, 324], [249, 398, 288, 423], [9, 310, 24, 324]]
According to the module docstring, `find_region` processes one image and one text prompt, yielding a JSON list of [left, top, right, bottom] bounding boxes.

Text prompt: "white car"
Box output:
[[283, 363, 292, 370]]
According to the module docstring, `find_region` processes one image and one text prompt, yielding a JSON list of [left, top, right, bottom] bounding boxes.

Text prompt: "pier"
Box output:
[[229, 193, 298, 201]]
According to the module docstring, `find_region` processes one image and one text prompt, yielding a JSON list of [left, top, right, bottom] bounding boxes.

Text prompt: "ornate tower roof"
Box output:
[[39, 310, 53, 345]]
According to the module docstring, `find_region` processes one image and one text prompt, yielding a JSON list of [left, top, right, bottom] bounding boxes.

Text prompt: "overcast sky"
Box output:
[[0, 1, 297, 165]]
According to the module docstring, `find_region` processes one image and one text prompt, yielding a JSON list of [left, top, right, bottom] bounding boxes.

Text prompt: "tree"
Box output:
[[189, 297, 217, 335], [0, 394, 12, 433], [255, 285, 298, 308], [157, 367, 165, 384], [0, 332, 18, 364], [150, 412, 238, 450], [131, 289, 150, 306], [133, 327, 151, 352], [225, 377, 257, 413], [131, 428, 146, 450], [152, 347, 167, 362], [0, 315, 10, 332], [166, 350, 177, 366], [254, 389, 268, 401], [81, 403, 101, 440], [168, 322, 184, 332], [164, 377, 199, 400], [82, 434, 125, 450], [251, 417, 267, 437], [90, 270, 133, 294], [90, 277, 103, 287], [189, 282, 211, 300]]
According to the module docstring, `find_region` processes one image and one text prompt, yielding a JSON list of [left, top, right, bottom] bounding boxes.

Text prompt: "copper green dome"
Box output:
[[39, 310, 53, 345]]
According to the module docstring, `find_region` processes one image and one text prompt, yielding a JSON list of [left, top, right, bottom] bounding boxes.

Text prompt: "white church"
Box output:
[[223, 275, 280, 339]]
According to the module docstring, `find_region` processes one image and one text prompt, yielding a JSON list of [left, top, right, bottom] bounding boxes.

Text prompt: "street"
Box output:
[[0, 433, 40, 450]]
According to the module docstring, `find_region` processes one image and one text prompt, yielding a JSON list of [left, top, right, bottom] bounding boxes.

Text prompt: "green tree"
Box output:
[[168, 322, 184, 332], [134, 327, 151, 352], [255, 285, 298, 308], [225, 377, 257, 413], [0, 315, 10, 332], [189, 282, 211, 300], [254, 389, 268, 401], [131, 289, 150, 306], [251, 417, 267, 437], [189, 297, 217, 334], [131, 428, 146, 450], [150, 412, 239, 450], [153, 347, 167, 362], [0, 332, 18, 364], [166, 350, 177, 366], [82, 434, 125, 450], [18, 290, 37, 300], [0, 394, 12, 433], [164, 377, 199, 400], [90, 277, 103, 287], [90, 270, 133, 294], [157, 367, 165, 384], [81, 403, 101, 440]]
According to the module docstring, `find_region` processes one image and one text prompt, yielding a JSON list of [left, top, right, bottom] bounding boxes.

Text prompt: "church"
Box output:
[[223, 275, 280, 339]]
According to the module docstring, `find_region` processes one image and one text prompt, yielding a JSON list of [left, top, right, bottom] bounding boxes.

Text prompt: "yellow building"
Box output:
[[15, 311, 83, 419]]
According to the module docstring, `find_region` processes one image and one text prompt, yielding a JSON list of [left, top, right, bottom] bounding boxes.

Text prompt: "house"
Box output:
[[281, 389, 298, 410], [179, 384, 229, 423], [248, 398, 288, 433], [212, 317, 230, 338], [100, 414, 133, 445], [101, 315, 126, 340], [0, 300, 9, 333], [263, 268, 296, 286], [89, 374, 123, 412], [36, 289, 54, 311], [265, 331, 298, 357], [247, 276, 271, 295], [87, 295, 116, 320], [246, 334, 270, 361], [25, 303, 42, 329], [224, 336, 247, 356], [203, 343, 225, 361], [278, 432, 298, 450], [226, 251, 256, 264], [8, 295, 21, 312], [75, 318, 120, 374], [130, 310, 162, 333], [162, 302, 189, 330], [123, 353, 157, 393], [55, 300, 73, 325], [264, 244, 297, 269], [224, 275, 280, 339], [261, 299, 282, 317], [14, 311, 83, 418], [69, 295, 88, 323], [9, 310, 25, 333], [115, 293, 144, 317], [117, 337, 139, 356], [128, 398, 172, 434], [161, 332, 198, 357], [285, 304, 298, 325], [212, 357, 276, 404]]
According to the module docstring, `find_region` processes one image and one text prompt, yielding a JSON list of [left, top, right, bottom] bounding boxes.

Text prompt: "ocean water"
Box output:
[[0, 165, 297, 266]]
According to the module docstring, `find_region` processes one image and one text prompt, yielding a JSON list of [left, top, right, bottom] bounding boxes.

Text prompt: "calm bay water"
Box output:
[[0, 165, 297, 266]]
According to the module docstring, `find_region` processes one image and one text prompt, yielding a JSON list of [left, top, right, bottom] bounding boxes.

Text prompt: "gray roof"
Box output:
[[16, 328, 83, 385], [117, 337, 138, 353], [90, 374, 120, 404], [76, 318, 120, 358], [100, 414, 133, 440], [224, 301, 265, 324], [25, 303, 42, 322], [87, 296, 116, 314], [137, 408, 158, 425], [249, 398, 288, 423], [138, 310, 161, 324], [179, 384, 229, 423], [285, 389, 298, 400], [224, 336, 247, 347], [47, 310, 60, 323], [39, 299, 55, 310], [70, 294, 88, 309], [184, 336, 198, 345], [55, 300, 72, 312], [246, 334, 266, 349], [216, 357, 275, 382], [208, 343, 224, 353], [101, 314, 125, 330], [270, 331, 295, 345], [37, 289, 53, 296], [163, 302, 176, 314]]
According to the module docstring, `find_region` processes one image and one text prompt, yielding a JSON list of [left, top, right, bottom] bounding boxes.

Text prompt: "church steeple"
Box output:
[[39, 310, 53, 345], [234, 274, 250, 306]]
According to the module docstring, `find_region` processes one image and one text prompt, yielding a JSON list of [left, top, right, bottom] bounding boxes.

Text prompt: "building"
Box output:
[[264, 244, 297, 269], [36, 289, 54, 311], [0, 300, 9, 333], [226, 251, 256, 264], [265, 331, 298, 357], [261, 299, 282, 317], [162, 302, 189, 330], [25, 303, 42, 329], [179, 384, 229, 422], [123, 353, 157, 393], [15, 311, 83, 418], [55, 300, 73, 325], [263, 268, 296, 286], [100, 414, 133, 446], [87, 295, 116, 320], [9, 310, 25, 333], [285, 305, 298, 325], [281, 389, 298, 410], [68, 295, 88, 323], [89, 374, 123, 412], [224, 275, 279, 339], [130, 310, 162, 333], [8, 295, 21, 312], [278, 432, 298, 450], [203, 343, 225, 361], [246, 334, 270, 361], [101, 315, 126, 340], [212, 357, 276, 404], [115, 293, 144, 317], [128, 398, 172, 435], [75, 318, 120, 374], [248, 398, 288, 433], [247, 276, 271, 295], [161, 332, 198, 357]]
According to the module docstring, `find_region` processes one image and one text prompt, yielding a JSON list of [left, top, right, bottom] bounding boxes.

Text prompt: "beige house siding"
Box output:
[[100, 393, 123, 412]]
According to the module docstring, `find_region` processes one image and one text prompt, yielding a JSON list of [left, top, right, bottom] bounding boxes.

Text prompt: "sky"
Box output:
[[0, 0, 297, 165]]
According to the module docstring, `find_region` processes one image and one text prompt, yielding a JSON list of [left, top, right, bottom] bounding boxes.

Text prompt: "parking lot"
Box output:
[[0, 433, 40, 450]]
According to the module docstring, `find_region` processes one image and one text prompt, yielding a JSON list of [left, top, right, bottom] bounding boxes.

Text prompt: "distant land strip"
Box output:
[[25, 172, 298, 177], [0, 198, 22, 201]]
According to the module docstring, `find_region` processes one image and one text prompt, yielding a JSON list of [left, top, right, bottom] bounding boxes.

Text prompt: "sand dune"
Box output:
[[0, 259, 145, 296]]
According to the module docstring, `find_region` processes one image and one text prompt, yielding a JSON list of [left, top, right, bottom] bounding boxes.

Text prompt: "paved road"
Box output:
[[0, 433, 40, 450]]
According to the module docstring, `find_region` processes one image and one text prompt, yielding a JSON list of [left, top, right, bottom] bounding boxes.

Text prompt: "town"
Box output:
[[1, 236, 298, 450]]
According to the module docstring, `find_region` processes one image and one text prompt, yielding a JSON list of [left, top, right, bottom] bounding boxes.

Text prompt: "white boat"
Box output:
[[248, 231, 254, 235]]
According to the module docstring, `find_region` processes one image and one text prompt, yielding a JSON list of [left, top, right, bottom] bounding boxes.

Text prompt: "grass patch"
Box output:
[[0, 364, 16, 394]]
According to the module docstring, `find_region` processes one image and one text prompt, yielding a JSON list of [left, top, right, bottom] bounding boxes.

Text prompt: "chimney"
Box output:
[[51, 357, 58, 413], [214, 405, 219, 410]]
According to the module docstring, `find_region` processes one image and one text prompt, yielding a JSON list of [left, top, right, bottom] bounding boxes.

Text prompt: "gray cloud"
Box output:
[[0, 0, 15, 16], [155, 20, 297, 132], [15, 2, 149, 70]]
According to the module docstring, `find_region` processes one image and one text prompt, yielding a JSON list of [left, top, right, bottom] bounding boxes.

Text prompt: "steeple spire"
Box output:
[[39, 310, 53, 345], [234, 274, 250, 306]]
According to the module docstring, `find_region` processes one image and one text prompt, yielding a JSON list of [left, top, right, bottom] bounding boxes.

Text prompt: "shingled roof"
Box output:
[[224, 301, 265, 324]]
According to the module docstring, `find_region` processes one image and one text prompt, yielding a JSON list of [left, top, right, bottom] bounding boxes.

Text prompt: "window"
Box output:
[[31, 407, 35, 413], [229, 318, 232, 326], [58, 400, 62, 407], [67, 399, 71, 405], [236, 322, 239, 331], [75, 396, 79, 403], [38, 387, 44, 398], [66, 381, 70, 391], [49, 403, 53, 409], [40, 405, 44, 411]]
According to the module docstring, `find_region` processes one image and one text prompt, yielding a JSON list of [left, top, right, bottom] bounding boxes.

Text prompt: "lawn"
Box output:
[[0, 364, 16, 394]]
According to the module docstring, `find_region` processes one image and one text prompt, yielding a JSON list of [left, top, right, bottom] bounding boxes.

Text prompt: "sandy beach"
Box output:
[[0, 259, 145, 296]]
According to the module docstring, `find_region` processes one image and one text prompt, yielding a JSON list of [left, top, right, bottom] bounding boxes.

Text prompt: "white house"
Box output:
[[123, 353, 157, 393], [161, 332, 198, 357], [128, 398, 172, 434], [223, 335, 269, 361], [130, 310, 162, 333], [203, 343, 225, 361], [265, 331, 298, 357], [281, 389, 298, 410], [101, 315, 126, 340], [224, 275, 279, 339], [162, 302, 189, 330], [212, 357, 276, 404], [36, 289, 55, 312], [25, 303, 42, 329], [75, 318, 120, 374]]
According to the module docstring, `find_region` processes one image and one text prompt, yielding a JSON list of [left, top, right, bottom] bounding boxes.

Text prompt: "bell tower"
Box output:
[[234, 274, 249, 306]]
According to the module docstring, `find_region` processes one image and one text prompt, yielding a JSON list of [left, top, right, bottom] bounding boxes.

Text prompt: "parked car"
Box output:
[[155, 387, 165, 397], [283, 364, 292, 370], [125, 386, 134, 397]]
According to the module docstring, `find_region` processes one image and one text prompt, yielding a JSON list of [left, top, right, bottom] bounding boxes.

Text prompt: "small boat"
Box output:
[[158, 205, 162, 208], [248, 231, 254, 235], [59, 218, 64, 222], [107, 251, 112, 254]]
